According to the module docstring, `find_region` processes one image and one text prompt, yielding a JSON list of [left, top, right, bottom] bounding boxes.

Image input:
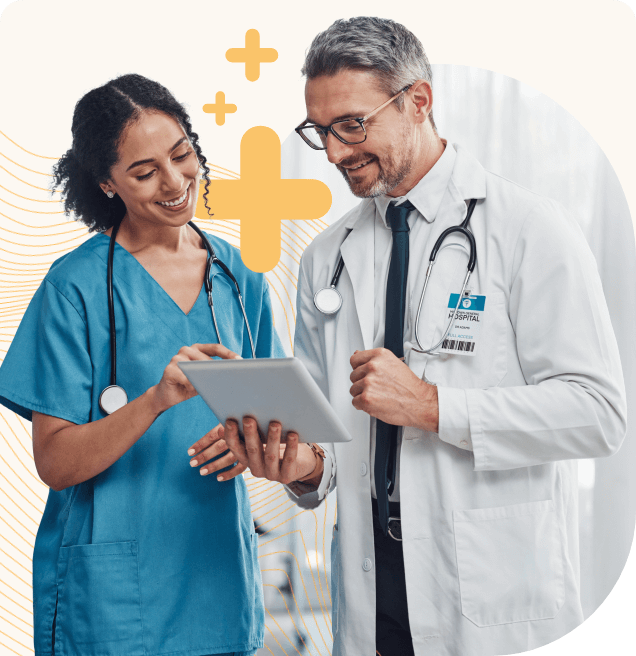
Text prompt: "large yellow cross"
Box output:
[[202, 92, 237, 126], [226, 29, 278, 82], [195, 127, 332, 272]]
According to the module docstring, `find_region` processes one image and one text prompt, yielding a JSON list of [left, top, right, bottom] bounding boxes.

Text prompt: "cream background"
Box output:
[[0, 0, 634, 654]]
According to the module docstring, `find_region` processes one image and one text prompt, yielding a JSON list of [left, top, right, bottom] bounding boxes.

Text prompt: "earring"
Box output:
[[106, 191, 114, 199]]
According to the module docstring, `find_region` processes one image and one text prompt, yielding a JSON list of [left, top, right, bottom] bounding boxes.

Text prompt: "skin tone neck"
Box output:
[[99, 111, 208, 314], [100, 111, 203, 256], [304, 69, 446, 199]]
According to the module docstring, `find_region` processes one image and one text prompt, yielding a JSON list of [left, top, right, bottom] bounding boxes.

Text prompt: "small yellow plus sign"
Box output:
[[195, 127, 331, 272], [226, 29, 278, 82], [202, 92, 237, 126]]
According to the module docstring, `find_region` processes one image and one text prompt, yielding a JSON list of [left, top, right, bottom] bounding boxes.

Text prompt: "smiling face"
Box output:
[[101, 111, 200, 228], [304, 70, 421, 198]]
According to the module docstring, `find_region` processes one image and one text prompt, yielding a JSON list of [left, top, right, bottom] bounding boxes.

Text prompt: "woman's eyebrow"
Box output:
[[125, 137, 188, 172]]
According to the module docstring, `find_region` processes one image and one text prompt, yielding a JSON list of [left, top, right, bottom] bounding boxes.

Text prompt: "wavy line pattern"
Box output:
[[0, 131, 334, 655]]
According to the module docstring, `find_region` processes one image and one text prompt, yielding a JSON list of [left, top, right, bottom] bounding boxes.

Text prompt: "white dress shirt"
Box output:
[[369, 141, 457, 500]]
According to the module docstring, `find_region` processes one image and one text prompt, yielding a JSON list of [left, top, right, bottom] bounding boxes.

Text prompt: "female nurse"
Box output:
[[0, 74, 282, 656]]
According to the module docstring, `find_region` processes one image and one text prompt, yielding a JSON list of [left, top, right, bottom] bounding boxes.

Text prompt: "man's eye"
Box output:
[[339, 121, 363, 133]]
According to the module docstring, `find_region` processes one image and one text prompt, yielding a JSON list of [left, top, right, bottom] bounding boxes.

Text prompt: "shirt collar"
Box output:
[[374, 140, 456, 227]]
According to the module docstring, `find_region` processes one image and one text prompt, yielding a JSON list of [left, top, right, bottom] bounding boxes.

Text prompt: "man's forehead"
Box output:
[[304, 70, 387, 123]]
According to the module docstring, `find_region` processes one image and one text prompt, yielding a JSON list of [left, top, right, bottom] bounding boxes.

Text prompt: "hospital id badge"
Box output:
[[439, 292, 485, 356]]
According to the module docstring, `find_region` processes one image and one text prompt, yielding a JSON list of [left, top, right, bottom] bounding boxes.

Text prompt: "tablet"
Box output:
[[178, 357, 352, 443]]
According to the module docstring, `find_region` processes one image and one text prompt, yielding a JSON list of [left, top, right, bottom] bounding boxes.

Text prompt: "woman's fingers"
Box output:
[[190, 437, 230, 469], [199, 450, 239, 477], [187, 424, 223, 458], [190, 343, 241, 360], [217, 461, 248, 481]]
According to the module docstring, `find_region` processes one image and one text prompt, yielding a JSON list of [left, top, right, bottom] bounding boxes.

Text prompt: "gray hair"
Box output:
[[302, 16, 436, 129]]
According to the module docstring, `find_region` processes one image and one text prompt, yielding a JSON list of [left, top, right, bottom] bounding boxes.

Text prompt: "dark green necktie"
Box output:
[[375, 200, 415, 535]]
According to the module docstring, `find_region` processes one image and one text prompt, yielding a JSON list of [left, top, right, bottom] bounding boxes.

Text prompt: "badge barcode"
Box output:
[[442, 339, 475, 353]]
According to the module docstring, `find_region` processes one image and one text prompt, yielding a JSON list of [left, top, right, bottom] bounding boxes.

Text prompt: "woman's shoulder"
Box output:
[[43, 232, 110, 302]]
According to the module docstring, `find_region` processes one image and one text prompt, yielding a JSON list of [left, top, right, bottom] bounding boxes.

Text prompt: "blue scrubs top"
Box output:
[[0, 232, 284, 656]]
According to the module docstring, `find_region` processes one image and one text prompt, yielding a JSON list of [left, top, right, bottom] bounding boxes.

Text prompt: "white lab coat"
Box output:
[[288, 144, 627, 656]]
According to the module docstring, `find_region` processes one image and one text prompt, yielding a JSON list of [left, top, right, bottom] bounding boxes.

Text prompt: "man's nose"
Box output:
[[326, 133, 354, 166]]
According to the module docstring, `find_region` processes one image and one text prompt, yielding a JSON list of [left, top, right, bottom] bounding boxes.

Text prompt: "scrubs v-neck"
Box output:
[[0, 232, 284, 656]]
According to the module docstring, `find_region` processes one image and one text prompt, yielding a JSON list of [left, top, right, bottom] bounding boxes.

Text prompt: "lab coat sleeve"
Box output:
[[438, 199, 627, 470], [0, 279, 92, 424], [284, 256, 337, 508]]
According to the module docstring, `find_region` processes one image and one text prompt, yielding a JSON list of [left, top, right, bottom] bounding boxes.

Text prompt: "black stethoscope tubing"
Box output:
[[99, 221, 255, 415]]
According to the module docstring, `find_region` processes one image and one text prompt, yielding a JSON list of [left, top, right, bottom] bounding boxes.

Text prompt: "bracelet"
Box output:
[[296, 443, 325, 482], [286, 444, 325, 496]]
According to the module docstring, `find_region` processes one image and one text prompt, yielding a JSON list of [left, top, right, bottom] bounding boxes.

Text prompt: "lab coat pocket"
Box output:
[[453, 500, 564, 627], [330, 524, 339, 634], [424, 291, 508, 389], [55, 540, 144, 656]]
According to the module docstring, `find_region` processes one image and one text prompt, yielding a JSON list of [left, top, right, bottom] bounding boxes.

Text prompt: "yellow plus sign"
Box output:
[[195, 127, 332, 273], [226, 29, 278, 82], [202, 92, 237, 126]]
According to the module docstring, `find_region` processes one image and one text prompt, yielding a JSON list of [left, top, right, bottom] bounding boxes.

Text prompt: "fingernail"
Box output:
[[200, 468, 208, 475], [217, 475, 224, 481], [187, 448, 195, 456], [190, 459, 197, 467]]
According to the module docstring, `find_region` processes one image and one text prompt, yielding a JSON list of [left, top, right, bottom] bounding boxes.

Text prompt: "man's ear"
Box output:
[[407, 79, 433, 124]]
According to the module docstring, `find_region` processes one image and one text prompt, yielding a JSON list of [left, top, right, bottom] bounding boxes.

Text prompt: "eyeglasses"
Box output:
[[295, 86, 411, 151]]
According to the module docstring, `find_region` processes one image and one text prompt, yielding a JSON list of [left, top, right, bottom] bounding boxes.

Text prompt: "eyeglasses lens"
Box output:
[[299, 120, 367, 149]]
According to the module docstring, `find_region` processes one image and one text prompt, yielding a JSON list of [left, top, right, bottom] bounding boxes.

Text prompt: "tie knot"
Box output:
[[387, 200, 415, 232]]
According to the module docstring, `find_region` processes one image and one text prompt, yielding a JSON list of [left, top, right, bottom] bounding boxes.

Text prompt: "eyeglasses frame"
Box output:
[[295, 85, 412, 151]]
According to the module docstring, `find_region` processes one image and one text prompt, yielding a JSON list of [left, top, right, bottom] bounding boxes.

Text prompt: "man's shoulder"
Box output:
[[483, 169, 567, 233], [302, 199, 372, 261]]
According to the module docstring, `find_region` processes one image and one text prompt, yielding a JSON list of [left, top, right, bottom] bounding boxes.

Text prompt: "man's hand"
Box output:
[[349, 348, 439, 432], [223, 418, 322, 486]]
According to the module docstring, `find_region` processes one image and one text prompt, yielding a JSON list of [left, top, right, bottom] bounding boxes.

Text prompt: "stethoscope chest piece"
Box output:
[[314, 286, 343, 315], [99, 384, 128, 415]]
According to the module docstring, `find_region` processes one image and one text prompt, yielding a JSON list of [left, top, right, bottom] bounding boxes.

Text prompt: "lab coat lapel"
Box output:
[[340, 207, 375, 351]]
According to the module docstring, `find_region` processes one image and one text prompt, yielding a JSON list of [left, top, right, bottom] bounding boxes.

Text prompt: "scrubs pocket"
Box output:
[[330, 524, 339, 634], [453, 500, 564, 627], [55, 541, 144, 656]]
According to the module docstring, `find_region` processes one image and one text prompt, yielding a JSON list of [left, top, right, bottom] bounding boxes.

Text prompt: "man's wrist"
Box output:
[[415, 380, 439, 433], [296, 443, 325, 483]]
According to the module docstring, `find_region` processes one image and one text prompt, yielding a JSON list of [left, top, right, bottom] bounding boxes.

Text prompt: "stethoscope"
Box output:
[[99, 221, 256, 415], [313, 198, 478, 355]]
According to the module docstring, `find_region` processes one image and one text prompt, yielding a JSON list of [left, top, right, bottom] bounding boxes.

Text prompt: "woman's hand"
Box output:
[[149, 343, 241, 415], [187, 424, 248, 481], [223, 418, 321, 485]]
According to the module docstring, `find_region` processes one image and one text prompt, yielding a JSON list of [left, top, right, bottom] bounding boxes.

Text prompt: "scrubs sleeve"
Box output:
[[0, 279, 92, 424], [254, 281, 286, 359]]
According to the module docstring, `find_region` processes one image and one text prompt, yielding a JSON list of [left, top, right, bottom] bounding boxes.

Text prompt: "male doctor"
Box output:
[[222, 16, 627, 656]]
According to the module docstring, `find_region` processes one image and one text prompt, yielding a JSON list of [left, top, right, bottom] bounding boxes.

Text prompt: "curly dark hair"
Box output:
[[52, 73, 211, 232]]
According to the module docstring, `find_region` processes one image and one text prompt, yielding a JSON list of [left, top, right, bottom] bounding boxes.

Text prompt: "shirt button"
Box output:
[[360, 462, 367, 476], [460, 440, 468, 447], [362, 558, 373, 572]]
